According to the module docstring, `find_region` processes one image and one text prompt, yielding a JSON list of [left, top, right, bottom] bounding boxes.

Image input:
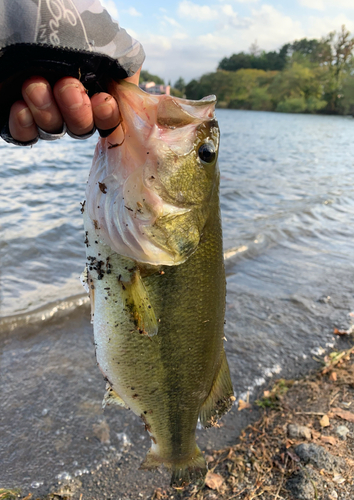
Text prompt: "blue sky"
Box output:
[[100, 0, 354, 84]]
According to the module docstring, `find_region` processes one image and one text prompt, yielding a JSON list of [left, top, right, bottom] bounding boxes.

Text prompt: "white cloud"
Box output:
[[163, 16, 182, 28], [306, 14, 354, 38], [178, 1, 219, 21], [218, 0, 259, 2], [125, 7, 142, 17], [299, 0, 325, 9], [299, 0, 354, 9], [100, 0, 119, 20]]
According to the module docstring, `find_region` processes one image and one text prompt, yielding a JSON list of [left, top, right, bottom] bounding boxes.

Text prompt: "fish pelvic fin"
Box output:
[[121, 269, 158, 338], [102, 383, 130, 410], [139, 446, 207, 488], [170, 446, 207, 488], [199, 350, 235, 428]]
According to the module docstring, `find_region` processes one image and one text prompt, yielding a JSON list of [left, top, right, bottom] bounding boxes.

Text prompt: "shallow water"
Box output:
[[1, 110, 354, 493]]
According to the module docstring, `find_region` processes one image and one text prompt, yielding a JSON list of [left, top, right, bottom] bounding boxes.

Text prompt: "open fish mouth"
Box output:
[[85, 81, 219, 266]]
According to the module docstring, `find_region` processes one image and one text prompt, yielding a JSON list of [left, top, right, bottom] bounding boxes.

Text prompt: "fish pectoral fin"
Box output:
[[102, 383, 130, 410], [122, 270, 158, 337], [199, 350, 235, 428]]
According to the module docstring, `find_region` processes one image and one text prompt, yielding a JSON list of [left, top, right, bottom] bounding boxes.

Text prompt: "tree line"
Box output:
[[165, 26, 354, 114]]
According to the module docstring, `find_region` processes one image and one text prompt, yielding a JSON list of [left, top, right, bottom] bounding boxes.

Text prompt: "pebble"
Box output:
[[336, 425, 350, 440], [295, 443, 345, 473], [288, 423, 312, 440]]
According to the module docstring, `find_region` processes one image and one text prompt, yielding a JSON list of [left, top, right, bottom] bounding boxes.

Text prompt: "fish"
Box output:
[[81, 80, 235, 487]]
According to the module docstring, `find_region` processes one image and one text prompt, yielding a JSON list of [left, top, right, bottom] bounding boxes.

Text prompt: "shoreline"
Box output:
[[2, 343, 353, 500]]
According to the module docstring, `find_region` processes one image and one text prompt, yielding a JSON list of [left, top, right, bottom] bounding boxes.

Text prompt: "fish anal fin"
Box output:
[[170, 446, 207, 487], [122, 270, 158, 337], [102, 383, 129, 410], [139, 449, 162, 471], [199, 350, 235, 428]]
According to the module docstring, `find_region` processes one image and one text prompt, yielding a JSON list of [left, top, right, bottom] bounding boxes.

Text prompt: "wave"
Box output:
[[0, 293, 90, 334]]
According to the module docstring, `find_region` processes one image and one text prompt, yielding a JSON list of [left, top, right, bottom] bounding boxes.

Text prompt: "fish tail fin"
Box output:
[[140, 446, 207, 487], [170, 445, 207, 488], [199, 349, 235, 428]]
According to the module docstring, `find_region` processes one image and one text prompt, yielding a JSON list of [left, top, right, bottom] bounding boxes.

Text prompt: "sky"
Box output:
[[100, 0, 354, 85]]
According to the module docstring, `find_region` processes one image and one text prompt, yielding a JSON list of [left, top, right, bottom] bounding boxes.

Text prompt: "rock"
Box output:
[[294, 443, 345, 473], [286, 467, 322, 500], [288, 423, 312, 440], [335, 425, 350, 440]]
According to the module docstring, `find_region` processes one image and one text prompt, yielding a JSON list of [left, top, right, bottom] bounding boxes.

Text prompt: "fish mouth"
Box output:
[[85, 81, 219, 266]]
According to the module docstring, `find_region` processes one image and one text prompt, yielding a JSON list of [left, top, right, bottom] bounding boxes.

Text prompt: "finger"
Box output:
[[9, 101, 38, 143], [53, 77, 94, 136], [22, 77, 63, 133], [91, 93, 120, 134]]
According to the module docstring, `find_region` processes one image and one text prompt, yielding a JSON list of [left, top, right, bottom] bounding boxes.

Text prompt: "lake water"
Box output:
[[1, 110, 354, 495]]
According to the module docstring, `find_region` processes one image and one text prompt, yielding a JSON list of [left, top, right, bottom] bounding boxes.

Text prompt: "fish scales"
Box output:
[[82, 80, 234, 487]]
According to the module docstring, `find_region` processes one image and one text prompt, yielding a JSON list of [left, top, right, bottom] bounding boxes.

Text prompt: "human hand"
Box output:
[[8, 71, 140, 144]]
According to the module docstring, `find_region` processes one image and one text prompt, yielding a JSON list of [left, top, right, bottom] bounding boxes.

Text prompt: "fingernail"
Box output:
[[25, 82, 52, 110], [58, 83, 84, 110], [95, 100, 114, 121], [17, 108, 34, 128]]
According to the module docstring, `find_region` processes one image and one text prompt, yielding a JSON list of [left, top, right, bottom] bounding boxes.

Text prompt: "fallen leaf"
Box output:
[[286, 450, 300, 462], [333, 474, 345, 484], [321, 435, 337, 445], [329, 371, 337, 382], [205, 455, 215, 464], [320, 414, 330, 428], [205, 471, 224, 490], [238, 399, 252, 411], [331, 408, 354, 423], [333, 328, 349, 336]]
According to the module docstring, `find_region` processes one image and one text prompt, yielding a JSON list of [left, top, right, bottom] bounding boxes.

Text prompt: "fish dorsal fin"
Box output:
[[199, 350, 235, 428], [102, 383, 130, 410]]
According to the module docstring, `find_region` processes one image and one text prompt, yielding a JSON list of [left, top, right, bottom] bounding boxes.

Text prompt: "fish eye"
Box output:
[[198, 143, 216, 164]]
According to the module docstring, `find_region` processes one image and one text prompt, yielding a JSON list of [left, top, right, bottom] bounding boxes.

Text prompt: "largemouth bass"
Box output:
[[81, 80, 234, 487]]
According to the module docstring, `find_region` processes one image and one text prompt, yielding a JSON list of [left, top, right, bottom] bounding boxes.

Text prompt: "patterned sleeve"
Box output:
[[0, 0, 145, 134], [0, 0, 145, 78]]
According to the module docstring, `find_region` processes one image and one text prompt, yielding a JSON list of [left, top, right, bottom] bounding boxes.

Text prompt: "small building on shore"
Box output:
[[140, 81, 170, 95]]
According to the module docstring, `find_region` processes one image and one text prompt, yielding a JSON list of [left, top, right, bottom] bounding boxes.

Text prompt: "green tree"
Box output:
[[269, 62, 326, 113], [174, 77, 186, 92], [139, 70, 164, 85]]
